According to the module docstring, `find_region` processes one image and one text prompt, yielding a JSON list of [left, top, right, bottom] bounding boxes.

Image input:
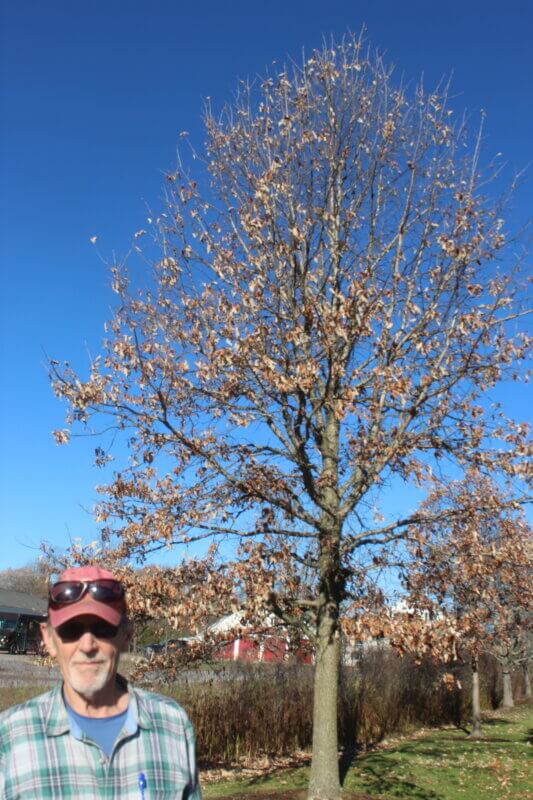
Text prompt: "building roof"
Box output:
[[0, 588, 47, 617]]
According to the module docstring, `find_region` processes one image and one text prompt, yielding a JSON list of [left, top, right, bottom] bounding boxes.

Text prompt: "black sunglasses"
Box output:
[[49, 579, 124, 605], [55, 619, 121, 643]]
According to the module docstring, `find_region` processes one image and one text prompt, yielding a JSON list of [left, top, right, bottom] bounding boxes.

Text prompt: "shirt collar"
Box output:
[[45, 684, 70, 736], [128, 681, 154, 731], [45, 675, 154, 736]]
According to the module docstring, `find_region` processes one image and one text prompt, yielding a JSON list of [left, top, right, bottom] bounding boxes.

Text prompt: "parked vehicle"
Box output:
[[143, 641, 163, 657], [0, 613, 45, 654], [143, 638, 186, 658]]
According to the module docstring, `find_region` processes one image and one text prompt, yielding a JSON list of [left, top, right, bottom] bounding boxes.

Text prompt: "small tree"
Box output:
[[50, 35, 530, 798], [403, 472, 533, 736], [519, 628, 533, 698]]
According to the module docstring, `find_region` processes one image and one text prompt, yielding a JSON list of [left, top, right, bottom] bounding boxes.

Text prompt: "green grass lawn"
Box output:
[[0, 684, 49, 711], [203, 704, 533, 800]]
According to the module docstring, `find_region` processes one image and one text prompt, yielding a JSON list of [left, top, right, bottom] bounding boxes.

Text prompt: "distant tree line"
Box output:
[[0, 561, 50, 600]]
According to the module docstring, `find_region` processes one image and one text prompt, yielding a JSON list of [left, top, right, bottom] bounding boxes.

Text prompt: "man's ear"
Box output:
[[40, 622, 57, 658], [119, 619, 134, 653]]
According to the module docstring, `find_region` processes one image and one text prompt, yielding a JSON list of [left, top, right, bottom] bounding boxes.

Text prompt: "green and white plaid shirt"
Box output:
[[0, 678, 201, 799]]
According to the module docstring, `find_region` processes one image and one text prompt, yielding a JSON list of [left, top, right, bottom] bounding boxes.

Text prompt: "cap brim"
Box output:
[[48, 597, 124, 628]]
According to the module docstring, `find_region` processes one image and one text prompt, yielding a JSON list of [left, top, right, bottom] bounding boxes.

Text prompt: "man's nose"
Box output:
[[77, 631, 99, 651]]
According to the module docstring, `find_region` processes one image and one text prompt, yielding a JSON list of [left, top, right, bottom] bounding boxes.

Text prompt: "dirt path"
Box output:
[[0, 652, 58, 687]]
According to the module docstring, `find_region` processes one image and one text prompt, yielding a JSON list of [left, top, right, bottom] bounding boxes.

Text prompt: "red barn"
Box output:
[[209, 613, 312, 664]]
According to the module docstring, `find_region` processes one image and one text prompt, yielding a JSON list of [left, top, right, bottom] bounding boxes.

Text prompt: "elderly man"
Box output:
[[0, 566, 201, 799]]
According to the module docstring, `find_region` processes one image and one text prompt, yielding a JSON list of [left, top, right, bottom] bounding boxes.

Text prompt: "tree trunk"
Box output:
[[308, 412, 342, 800], [500, 658, 514, 708], [308, 605, 341, 800], [469, 655, 483, 738], [524, 662, 532, 699]]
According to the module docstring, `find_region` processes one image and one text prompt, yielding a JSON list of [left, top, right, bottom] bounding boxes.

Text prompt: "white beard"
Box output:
[[66, 658, 113, 699]]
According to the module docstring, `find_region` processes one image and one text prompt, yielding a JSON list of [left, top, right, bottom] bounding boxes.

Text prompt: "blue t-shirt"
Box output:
[[65, 699, 128, 757]]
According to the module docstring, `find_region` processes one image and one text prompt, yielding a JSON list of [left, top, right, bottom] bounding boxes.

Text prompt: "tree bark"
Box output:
[[500, 658, 514, 708], [469, 655, 483, 738], [524, 662, 532, 699], [308, 604, 341, 800]]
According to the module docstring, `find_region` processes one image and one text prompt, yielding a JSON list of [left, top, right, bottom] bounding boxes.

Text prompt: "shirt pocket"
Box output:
[[118, 774, 189, 799]]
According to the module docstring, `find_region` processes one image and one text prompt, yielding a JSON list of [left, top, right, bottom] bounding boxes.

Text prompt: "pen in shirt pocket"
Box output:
[[138, 772, 147, 799]]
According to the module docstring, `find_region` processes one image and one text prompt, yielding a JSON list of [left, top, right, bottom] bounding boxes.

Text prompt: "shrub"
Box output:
[[164, 662, 314, 763], [157, 650, 468, 764]]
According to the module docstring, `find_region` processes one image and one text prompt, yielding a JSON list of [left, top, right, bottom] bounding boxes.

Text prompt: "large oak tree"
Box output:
[[51, 35, 530, 799]]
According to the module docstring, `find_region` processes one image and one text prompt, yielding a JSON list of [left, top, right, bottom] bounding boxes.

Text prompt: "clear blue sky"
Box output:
[[1, 0, 531, 569]]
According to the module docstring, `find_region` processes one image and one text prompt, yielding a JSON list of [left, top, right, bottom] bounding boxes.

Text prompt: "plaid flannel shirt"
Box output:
[[0, 678, 201, 799]]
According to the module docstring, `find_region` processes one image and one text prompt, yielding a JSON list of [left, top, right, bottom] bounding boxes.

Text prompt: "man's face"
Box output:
[[40, 615, 129, 700]]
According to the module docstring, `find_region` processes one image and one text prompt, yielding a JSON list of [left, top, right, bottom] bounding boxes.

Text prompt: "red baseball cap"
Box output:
[[48, 565, 127, 628]]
